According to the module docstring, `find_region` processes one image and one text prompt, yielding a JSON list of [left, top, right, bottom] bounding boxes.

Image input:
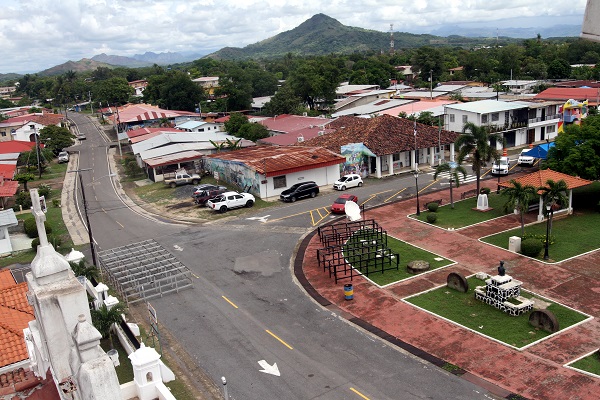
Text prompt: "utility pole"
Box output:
[[70, 168, 96, 266], [89, 91, 93, 114], [115, 105, 123, 156], [33, 125, 42, 178]]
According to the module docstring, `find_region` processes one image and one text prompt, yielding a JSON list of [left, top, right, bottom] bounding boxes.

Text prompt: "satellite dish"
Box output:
[[345, 201, 362, 221]]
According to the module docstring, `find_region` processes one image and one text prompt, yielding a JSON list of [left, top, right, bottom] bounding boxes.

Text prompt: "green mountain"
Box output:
[[206, 13, 500, 60], [0, 73, 21, 83], [37, 58, 115, 77]]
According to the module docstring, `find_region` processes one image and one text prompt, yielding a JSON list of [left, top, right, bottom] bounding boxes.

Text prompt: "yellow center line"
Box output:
[[264, 209, 311, 224], [349, 387, 370, 399], [115, 221, 124, 228], [384, 187, 406, 203], [221, 296, 238, 309], [419, 179, 438, 192], [265, 329, 293, 349], [191, 272, 200, 279]]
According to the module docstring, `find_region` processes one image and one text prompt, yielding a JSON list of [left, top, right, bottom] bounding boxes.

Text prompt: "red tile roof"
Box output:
[[498, 169, 593, 193], [534, 88, 600, 105], [2, 113, 64, 127], [0, 141, 37, 154], [0, 270, 34, 368], [0, 179, 19, 197], [0, 165, 16, 180], [257, 114, 334, 135], [298, 114, 458, 156], [205, 145, 345, 177]]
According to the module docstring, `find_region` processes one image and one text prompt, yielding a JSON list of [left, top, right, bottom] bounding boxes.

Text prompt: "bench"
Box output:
[[527, 203, 540, 212], [460, 189, 478, 200], [424, 199, 443, 210]]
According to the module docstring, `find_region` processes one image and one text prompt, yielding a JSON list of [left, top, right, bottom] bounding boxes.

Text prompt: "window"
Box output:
[[0, 131, 5, 137], [462, 115, 468, 123], [547, 125, 556, 133], [393, 153, 400, 161], [491, 113, 499, 122], [29, 125, 35, 130], [273, 176, 286, 189], [481, 114, 488, 124], [449, 114, 455, 123]]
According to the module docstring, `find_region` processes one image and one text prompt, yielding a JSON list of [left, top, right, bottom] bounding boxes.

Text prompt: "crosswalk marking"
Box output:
[[427, 171, 478, 184]]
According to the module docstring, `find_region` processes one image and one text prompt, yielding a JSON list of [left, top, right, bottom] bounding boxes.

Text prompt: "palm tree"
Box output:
[[539, 179, 569, 236], [69, 260, 99, 281], [91, 302, 127, 349], [433, 162, 467, 209], [501, 180, 538, 237], [455, 122, 504, 194]]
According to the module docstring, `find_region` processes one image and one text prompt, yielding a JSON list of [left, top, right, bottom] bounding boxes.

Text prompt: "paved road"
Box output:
[[67, 113, 509, 399]]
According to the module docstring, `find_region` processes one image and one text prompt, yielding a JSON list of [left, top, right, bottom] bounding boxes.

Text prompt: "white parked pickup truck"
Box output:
[[517, 149, 536, 166], [163, 170, 201, 188], [491, 156, 510, 175], [206, 191, 255, 213]]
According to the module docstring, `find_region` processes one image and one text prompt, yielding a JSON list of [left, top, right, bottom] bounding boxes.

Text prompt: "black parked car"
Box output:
[[280, 181, 319, 202], [193, 188, 228, 206]]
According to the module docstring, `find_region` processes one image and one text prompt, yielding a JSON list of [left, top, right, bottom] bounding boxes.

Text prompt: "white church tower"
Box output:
[[24, 189, 122, 399]]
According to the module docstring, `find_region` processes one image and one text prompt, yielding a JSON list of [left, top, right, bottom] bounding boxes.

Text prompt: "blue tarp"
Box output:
[[523, 142, 555, 159]]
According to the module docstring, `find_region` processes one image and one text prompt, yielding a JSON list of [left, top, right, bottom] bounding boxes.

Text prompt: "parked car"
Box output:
[[58, 151, 69, 163], [76, 132, 86, 140], [207, 191, 255, 213], [192, 184, 227, 196], [193, 188, 228, 206], [280, 181, 319, 202], [163, 169, 201, 188], [517, 149, 536, 166], [331, 194, 358, 214], [333, 174, 363, 190], [491, 156, 510, 175]]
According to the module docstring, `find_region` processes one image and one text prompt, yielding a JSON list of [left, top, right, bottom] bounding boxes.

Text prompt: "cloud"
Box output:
[[0, 0, 587, 74]]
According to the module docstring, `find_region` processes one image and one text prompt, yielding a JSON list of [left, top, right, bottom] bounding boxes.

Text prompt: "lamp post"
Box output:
[[449, 161, 457, 209], [429, 69, 433, 100], [543, 202, 552, 260], [496, 174, 501, 194], [413, 169, 421, 216]]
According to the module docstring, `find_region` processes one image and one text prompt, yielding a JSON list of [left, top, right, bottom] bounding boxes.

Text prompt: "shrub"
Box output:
[[15, 191, 32, 210], [427, 202, 439, 212], [521, 238, 544, 257], [426, 212, 438, 223], [37, 183, 52, 199], [31, 234, 62, 250], [52, 199, 60, 207], [480, 187, 491, 195], [24, 218, 52, 238]]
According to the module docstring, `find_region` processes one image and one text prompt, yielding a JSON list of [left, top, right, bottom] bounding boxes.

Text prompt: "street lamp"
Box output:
[[413, 169, 421, 216], [543, 202, 552, 260], [69, 169, 116, 267], [449, 161, 457, 209], [496, 174, 501, 194], [429, 69, 433, 100]]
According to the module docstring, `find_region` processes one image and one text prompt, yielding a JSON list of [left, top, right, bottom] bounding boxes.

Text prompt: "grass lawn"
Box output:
[[405, 276, 589, 348], [481, 212, 600, 262], [412, 192, 513, 229], [32, 162, 68, 182], [343, 229, 453, 286], [570, 351, 600, 376]]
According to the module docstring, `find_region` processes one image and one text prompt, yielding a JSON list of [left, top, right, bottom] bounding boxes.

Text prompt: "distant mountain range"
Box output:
[[1, 13, 582, 80]]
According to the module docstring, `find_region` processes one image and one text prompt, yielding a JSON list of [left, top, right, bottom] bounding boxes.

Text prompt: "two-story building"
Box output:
[[0, 113, 65, 142], [128, 79, 148, 97]]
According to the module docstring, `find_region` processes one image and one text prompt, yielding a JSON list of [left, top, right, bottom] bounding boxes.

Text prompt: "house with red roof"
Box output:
[[534, 87, 600, 107], [257, 114, 334, 136], [203, 145, 345, 199], [298, 114, 459, 178], [111, 103, 197, 131], [0, 113, 65, 143]]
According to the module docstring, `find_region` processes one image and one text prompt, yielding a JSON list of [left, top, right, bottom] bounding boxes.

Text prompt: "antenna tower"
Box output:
[[389, 24, 394, 53]]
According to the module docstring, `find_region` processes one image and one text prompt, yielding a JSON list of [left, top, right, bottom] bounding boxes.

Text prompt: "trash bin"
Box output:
[[344, 284, 353, 300]]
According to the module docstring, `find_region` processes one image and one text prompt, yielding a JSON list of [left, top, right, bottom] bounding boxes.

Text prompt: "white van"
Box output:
[[491, 156, 510, 175]]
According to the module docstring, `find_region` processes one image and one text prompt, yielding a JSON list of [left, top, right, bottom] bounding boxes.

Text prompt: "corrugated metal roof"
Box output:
[[445, 99, 527, 113], [205, 145, 345, 177], [144, 150, 204, 168]]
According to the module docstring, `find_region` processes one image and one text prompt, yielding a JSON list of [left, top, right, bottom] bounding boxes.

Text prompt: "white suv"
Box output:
[[333, 174, 363, 190], [517, 149, 536, 166], [58, 151, 69, 163], [207, 191, 255, 213]]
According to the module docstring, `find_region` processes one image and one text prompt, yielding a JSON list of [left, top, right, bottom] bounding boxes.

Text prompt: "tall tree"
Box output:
[[433, 162, 467, 209], [39, 125, 74, 155], [539, 179, 569, 237], [501, 180, 538, 237], [455, 122, 503, 194]]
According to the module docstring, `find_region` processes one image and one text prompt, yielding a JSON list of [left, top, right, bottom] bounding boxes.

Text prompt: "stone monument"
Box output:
[[474, 272, 533, 316]]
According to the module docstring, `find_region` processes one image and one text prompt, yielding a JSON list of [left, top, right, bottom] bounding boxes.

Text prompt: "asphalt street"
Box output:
[[67, 112, 513, 399]]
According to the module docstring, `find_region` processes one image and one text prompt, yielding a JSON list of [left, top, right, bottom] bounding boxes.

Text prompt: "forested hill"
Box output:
[[206, 13, 514, 60]]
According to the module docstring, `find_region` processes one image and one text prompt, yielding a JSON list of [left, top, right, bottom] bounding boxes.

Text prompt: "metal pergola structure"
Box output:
[[97, 239, 193, 306], [317, 220, 399, 283]]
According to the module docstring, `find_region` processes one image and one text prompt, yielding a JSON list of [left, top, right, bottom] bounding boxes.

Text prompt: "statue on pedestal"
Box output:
[[498, 260, 506, 276]]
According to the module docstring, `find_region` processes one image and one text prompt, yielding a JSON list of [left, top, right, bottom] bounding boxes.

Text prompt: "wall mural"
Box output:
[[203, 158, 260, 195], [340, 143, 376, 178]]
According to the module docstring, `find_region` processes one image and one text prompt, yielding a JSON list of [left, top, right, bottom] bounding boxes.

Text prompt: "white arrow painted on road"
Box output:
[[247, 215, 270, 223], [173, 245, 183, 251], [258, 360, 280, 376]]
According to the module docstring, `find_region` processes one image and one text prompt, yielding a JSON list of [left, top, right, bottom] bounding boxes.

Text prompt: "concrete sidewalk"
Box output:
[[298, 182, 600, 400]]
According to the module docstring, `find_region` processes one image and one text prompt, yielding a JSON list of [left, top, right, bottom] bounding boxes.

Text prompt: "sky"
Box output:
[[0, 0, 588, 74]]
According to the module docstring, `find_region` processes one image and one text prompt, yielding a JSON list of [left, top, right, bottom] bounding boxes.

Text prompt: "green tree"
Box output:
[[236, 123, 269, 142], [39, 125, 74, 155], [224, 112, 248, 135], [545, 115, 600, 180], [263, 83, 304, 115], [69, 260, 99, 281], [539, 179, 569, 237], [93, 77, 133, 106], [501, 180, 538, 237], [433, 162, 467, 209], [91, 303, 127, 349], [455, 122, 503, 194], [13, 172, 35, 191]]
